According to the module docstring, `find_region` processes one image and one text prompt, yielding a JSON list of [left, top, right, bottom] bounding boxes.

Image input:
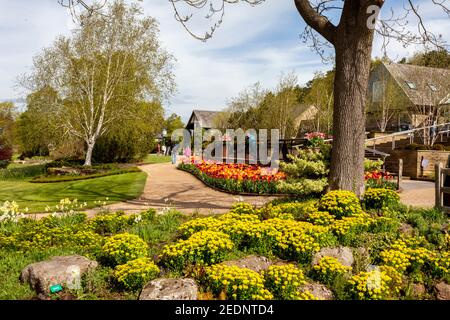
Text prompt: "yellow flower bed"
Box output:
[[306, 210, 336, 226], [318, 190, 362, 218], [263, 264, 306, 299], [101, 233, 149, 266], [312, 256, 352, 285], [161, 231, 234, 271], [205, 264, 273, 300], [113, 257, 160, 291], [348, 267, 401, 300]]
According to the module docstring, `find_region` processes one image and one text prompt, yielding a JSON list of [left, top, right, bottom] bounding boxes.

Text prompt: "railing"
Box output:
[[435, 163, 450, 213], [365, 122, 450, 150]]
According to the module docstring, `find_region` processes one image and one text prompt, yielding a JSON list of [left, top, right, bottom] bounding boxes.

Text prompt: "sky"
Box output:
[[0, 0, 449, 122]]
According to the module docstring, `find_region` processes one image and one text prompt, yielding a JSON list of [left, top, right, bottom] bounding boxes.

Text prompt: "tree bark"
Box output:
[[328, 1, 377, 197], [84, 141, 95, 166]]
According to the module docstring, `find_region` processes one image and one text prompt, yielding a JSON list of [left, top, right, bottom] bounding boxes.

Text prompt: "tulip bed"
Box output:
[[178, 162, 286, 194], [0, 188, 449, 300]]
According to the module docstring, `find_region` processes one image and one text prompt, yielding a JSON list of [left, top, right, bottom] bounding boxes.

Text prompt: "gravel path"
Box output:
[[82, 162, 276, 215], [399, 179, 435, 208]]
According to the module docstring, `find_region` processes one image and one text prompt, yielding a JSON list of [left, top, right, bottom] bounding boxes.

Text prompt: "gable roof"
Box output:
[[383, 62, 450, 107], [186, 110, 221, 129]]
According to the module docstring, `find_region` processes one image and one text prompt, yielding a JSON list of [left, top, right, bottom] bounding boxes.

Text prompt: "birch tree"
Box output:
[[26, 1, 175, 166]]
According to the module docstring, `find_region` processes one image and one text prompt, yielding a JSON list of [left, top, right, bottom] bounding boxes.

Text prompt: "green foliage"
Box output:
[[277, 144, 330, 196], [407, 50, 450, 69], [364, 159, 383, 172], [101, 233, 149, 266], [318, 190, 362, 218], [93, 101, 164, 163], [363, 188, 400, 210], [113, 258, 160, 291], [0, 164, 47, 180]]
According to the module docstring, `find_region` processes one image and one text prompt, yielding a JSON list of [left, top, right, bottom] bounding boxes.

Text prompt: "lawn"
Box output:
[[141, 154, 171, 164], [0, 172, 147, 213]]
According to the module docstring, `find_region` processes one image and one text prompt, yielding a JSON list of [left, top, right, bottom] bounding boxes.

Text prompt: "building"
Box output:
[[367, 62, 450, 133], [185, 110, 221, 132]]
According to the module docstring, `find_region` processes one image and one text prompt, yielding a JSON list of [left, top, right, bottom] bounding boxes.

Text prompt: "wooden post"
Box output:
[[435, 163, 443, 210], [398, 159, 403, 190], [392, 136, 396, 150]]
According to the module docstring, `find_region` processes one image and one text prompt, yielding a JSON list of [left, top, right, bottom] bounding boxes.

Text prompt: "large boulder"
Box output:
[[222, 255, 275, 273], [312, 247, 354, 267], [20, 255, 98, 297], [399, 223, 415, 236], [300, 282, 334, 300], [435, 282, 450, 300], [139, 278, 198, 300]]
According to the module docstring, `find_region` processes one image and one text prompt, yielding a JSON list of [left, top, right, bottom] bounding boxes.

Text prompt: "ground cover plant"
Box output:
[[1, 188, 447, 300]]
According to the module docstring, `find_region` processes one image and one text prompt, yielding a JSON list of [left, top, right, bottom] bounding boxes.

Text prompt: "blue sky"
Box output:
[[0, 0, 449, 122]]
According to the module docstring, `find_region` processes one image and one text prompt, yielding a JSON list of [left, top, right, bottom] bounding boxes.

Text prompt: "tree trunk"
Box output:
[[328, 2, 376, 197], [84, 142, 95, 166]]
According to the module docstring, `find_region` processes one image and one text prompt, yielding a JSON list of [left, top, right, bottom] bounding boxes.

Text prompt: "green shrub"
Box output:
[[432, 144, 445, 151], [263, 264, 306, 300], [318, 190, 362, 218], [113, 258, 160, 291], [363, 188, 400, 210], [160, 231, 234, 271], [205, 264, 273, 300], [101, 233, 149, 266], [90, 212, 135, 235], [277, 145, 330, 196]]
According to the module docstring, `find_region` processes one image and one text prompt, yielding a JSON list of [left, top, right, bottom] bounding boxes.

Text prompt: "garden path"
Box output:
[[399, 179, 435, 208], [82, 162, 277, 215]]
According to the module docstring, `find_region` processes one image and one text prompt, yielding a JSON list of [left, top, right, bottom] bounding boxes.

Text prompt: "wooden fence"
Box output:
[[435, 163, 450, 213]]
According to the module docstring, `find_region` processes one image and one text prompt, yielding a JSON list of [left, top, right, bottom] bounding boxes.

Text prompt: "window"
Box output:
[[372, 81, 384, 102], [428, 83, 438, 92], [405, 81, 416, 90]]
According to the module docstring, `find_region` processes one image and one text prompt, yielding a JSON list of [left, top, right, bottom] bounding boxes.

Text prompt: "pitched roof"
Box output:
[[383, 62, 450, 106], [186, 110, 221, 129]]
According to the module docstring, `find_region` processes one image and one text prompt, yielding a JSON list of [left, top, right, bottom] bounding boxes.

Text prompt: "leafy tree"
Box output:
[[407, 50, 450, 69], [164, 113, 185, 143], [93, 101, 164, 163], [15, 87, 63, 157], [0, 102, 15, 167], [25, 1, 175, 166], [304, 70, 335, 135]]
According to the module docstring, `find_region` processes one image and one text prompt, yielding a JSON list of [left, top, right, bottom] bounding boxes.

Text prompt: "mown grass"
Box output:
[[141, 154, 171, 164], [0, 172, 147, 213]]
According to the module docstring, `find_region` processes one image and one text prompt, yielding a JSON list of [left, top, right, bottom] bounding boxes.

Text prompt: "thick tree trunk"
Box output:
[[328, 2, 376, 197], [84, 142, 95, 166]]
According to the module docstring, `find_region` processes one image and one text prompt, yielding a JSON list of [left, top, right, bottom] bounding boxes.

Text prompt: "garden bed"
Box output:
[[0, 189, 448, 300], [178, 162, 285, 195], [30, 167, 141, 183]]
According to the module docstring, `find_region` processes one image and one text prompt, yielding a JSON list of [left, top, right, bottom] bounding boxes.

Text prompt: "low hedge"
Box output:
[[30, 167, 141, 183], [178, 163, 280, 194]]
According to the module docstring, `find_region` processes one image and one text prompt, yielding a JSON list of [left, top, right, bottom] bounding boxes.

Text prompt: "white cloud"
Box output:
[[0, 0, 448, 122]]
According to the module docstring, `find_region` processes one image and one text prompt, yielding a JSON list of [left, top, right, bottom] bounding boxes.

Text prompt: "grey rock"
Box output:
[[300, 282, 334, 300], [139, 278, 198, 300], [222, 255, 275, 273], [411, 283, 426, 298], [312, 246, 354, 267], [399, 223, 415, 236], [435, 282, 450, 300], [20, 255, 98, 296]]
